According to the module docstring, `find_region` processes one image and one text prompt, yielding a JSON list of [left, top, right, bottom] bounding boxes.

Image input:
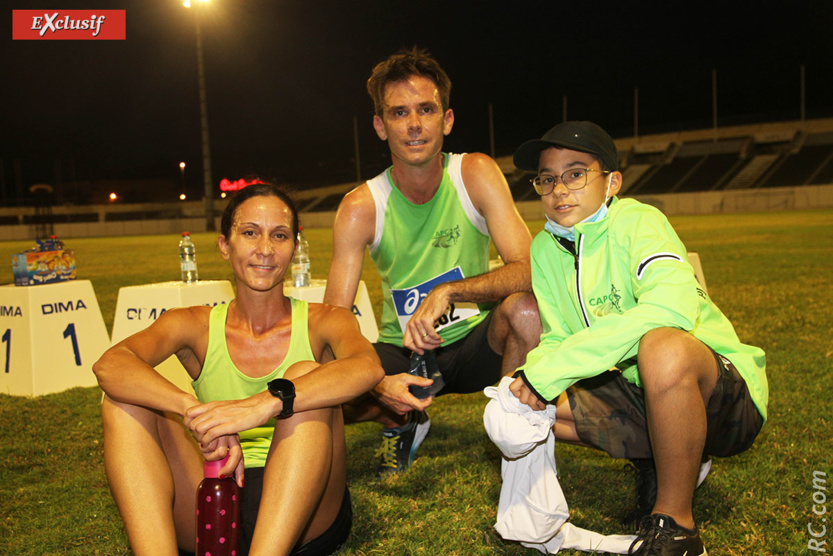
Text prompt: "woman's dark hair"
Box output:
[[220, 182, 299, 240]]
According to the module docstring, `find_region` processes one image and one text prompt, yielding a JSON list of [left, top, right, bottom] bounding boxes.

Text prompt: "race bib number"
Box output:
[[390, 267, 481, 334]]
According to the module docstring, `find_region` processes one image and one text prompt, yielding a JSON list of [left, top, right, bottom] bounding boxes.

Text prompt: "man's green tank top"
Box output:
[[192, 298, 315, 469], [368, 153, 492, 346]]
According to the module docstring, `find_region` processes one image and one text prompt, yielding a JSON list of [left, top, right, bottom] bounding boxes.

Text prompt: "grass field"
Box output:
[[1, 209, 831, 555]]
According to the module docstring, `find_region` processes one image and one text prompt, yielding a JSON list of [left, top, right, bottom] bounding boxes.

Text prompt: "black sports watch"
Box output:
[[267, 378, 296, 418]]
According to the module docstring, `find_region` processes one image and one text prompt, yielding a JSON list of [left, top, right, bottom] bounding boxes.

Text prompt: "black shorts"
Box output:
[[568, 349, 764, 460], [239, 468, 352, 556], [374, 311, 503, 395]]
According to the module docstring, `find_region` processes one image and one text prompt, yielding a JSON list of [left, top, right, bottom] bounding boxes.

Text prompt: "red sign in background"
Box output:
[[13, 10, 126, 40]]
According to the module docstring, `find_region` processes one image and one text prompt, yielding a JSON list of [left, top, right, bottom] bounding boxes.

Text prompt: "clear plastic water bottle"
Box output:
[[196, 454, 240, 556], [291, 226, 310, 287], [179, 232, 199, 283], [408, 350, 445, 399]]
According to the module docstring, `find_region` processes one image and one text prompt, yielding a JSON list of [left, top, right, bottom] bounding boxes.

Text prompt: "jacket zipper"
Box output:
[[575, 234, 591, 328], [553, 233, 591, 328]]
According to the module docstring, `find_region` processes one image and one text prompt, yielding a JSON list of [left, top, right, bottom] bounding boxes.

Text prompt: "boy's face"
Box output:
[[372, 75, 454, 168], [537, 146, 621, 228]]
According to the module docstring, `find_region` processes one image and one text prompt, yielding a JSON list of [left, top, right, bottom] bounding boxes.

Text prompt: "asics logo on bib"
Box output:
[[391, 267, 481, 333]]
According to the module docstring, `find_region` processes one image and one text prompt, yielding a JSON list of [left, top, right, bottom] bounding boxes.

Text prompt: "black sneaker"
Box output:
[[622, 458, 658, 531], [628, 513, 708, 555], [375, 411, 431, 476], [622, 458, 713, 532]]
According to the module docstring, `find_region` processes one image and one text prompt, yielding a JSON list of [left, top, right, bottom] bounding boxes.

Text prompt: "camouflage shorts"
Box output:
[[568, 350, 763, 460]]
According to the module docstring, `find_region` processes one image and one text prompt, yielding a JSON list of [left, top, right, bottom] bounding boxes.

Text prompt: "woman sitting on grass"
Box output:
[[93, 183, 383, 556]]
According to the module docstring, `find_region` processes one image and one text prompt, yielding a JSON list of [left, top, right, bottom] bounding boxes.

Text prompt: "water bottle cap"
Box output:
[[182, 231, 190, 236], [204, 454, 230, 478]]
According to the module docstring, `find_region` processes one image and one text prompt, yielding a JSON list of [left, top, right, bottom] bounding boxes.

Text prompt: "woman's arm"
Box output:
[[293, 303, 385, 411], [93, 306, 208, 416], [186, 304, 383, 445]]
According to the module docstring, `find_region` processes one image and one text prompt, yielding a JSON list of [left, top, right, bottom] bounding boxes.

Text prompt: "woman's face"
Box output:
[[218, 195, 296, 293]]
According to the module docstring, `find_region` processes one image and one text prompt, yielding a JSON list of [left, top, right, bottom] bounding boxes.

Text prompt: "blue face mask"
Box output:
[[544, 177, 612, 242]]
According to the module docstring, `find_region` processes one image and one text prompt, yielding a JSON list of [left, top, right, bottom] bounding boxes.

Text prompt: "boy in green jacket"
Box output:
[[509, 121, 767, 556]]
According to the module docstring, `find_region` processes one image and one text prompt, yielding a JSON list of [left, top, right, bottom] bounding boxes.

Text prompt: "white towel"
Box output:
[[483, 377, 635, 554]]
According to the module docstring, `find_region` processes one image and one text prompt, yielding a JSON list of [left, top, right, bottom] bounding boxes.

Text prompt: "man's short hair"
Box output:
[[367, 47, 452, 117]]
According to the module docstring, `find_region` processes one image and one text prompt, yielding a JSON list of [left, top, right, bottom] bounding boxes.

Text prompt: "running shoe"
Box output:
[[622, 458, 658, 531], [622, 458, 712, 531], [375, 411, 430, 476], [628, 513, 708, 555]]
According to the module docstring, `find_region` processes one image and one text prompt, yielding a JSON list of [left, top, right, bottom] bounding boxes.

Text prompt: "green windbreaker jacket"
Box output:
[[520, 197, 768, 422]]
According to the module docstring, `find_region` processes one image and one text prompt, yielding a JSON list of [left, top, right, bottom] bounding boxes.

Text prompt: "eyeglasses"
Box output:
[[530, 168, 611, 196]]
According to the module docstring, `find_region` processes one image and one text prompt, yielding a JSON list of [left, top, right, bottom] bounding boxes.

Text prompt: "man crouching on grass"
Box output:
[[509, 120, 768, 556]]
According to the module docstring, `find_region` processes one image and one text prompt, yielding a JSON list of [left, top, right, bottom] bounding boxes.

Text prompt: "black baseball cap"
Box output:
[[513, 121, 619, 172]]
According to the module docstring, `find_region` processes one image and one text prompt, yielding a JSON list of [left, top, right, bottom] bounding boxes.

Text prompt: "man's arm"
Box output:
[[404, 153, 532, 351], [323, 185, 376, 308], [321, 183, 436, 415]]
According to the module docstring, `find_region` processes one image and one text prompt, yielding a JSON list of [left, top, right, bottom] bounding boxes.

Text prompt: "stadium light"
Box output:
[[183, 0, 215, 231]]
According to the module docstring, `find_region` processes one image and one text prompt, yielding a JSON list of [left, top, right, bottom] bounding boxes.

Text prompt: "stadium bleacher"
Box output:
[[277, 120, 833, 210], [500, 120, 833, 200]]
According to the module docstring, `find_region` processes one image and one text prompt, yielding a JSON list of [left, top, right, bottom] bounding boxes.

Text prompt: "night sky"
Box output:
[[3, 0, 832, 201]]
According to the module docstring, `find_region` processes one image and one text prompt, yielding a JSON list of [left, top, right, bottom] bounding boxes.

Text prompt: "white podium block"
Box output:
[[0, 280, 111, 396], [285, 279, 379, 342], [111, 280, 235, 395]]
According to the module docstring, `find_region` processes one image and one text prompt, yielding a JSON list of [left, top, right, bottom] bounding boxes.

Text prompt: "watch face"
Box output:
[[269, 378, 293, 397], [268, 379, 295, 417]]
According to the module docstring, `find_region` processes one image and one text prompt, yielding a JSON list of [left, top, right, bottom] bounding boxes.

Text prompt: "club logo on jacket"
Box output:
[[431, 225, 461, 248], [588, 284, 623, 316], [609, 284, 622, 312]]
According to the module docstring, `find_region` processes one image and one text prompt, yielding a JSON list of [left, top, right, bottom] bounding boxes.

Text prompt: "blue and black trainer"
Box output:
[[375, 411, 431, 476]]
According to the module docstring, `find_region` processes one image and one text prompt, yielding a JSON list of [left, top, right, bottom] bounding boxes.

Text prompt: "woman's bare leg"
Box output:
[[249, 362, 347, 555], [102, 395, 203, 555]]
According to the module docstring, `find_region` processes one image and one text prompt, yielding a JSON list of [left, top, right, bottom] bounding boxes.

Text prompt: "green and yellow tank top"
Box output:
[[368, 153, 492, 346], [192, 298, 315, 468]]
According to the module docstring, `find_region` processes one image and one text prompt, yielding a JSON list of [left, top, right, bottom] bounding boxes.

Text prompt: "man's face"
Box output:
[[537, 147, 621, 228], [373, 75, 454, 168]]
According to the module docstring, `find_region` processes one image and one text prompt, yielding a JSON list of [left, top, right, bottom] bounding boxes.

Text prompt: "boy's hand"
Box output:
[[509, 376, 547, 411]]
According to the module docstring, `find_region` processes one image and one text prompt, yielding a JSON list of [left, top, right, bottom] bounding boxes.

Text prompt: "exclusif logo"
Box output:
[[12, 10, 126, 40]]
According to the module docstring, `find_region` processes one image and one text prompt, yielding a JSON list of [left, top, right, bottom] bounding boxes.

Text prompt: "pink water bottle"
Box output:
[[196, 454, 240, 556]]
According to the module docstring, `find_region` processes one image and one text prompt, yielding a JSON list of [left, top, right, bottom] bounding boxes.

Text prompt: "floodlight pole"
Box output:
[[353, 115, 361, 184], [488, 103, 495, 159], [800, 63, 806, 123], [712, 68, 718, 142], [634, 87, 639, 140], [193, 4, 215, 231]]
